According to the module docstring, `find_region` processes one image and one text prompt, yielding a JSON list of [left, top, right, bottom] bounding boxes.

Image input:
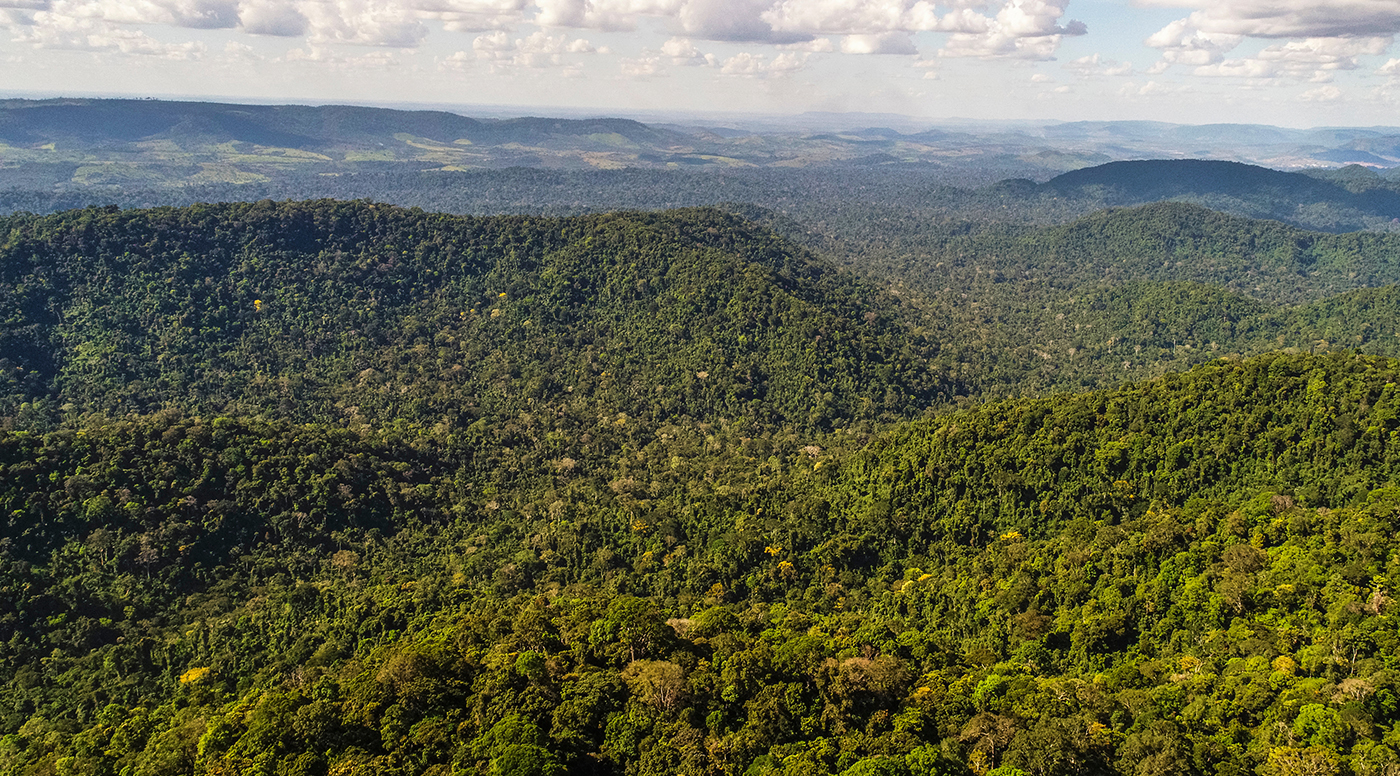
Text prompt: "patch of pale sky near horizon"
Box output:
[[2, 0, 1400, 125]]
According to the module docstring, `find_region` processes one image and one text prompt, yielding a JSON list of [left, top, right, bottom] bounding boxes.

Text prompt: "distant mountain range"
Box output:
[[0, 98, 688, 151], [5, 98, 1400, 197]]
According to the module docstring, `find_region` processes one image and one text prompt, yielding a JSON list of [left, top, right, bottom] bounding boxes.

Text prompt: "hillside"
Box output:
[[7, 199, 1400, 427], [0, 201, 953, 433], [0, 99, 700, 174], [0, 352, 1397, 776], [1033, 160, 1400, 232], [0, 100, 681, 149]]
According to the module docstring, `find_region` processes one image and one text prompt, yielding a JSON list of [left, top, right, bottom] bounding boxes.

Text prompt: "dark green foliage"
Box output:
[[5, 198, 1400, 776], [0, 201, 952, 428], [0, 352, 1398, 776], [1038, 159, 1400, 231]]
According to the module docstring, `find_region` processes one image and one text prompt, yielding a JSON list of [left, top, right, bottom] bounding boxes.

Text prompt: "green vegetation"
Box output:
[[3, 200, 1400, 776], [8, 199, 1400, 426], [0, 351, 1398, 776], [0, 201, 951, 429]]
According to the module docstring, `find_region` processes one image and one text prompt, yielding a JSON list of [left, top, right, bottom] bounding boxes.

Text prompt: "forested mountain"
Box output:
[[5, 199, 1400, 426], [1031, 160, 1400, 232], [4, 199, 1400, 776], [0, 351, 1398, 776], [0, 202, 952, 431]]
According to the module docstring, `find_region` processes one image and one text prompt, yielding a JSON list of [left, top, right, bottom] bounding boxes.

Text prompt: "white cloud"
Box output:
[[1114, 78, 1189, 99], [1301, 84, 1342, 100], [719, 48, 807, 74], [761, 0, 922, 34], [619, 52, 662, 74], [2, 0, 1091, 62], [222, 37, 256, 55], [1146, 1, 1400, 77], [439, 47, 472, 68], [1186, 35, 1390, 80], [1144, 17, 1240, 67], [780, 35, 834, 51], [936, 0, 1086, 60], [536, 0, 681, 30], [840, 31, 914, 54], [111, 0, 238, 28], [285, 43, 404, 65], [473, 27, 597, 70], [678, 0, 809, 43], [298, 0, 427, 46], [425, 0, 532, 32], [239, 0, 307, 35], [1143, 0, 1400, 39], [12, 10, 209, 55], [30, 0, 239, 29], [1191, 58, 1275, 78], [1064, 52, 1131, 76], [660, 35, 716, 64]]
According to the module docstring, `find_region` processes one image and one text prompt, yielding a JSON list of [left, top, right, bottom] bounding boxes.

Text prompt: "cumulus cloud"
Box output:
[[1143, 0, 1400, 39], [1144, 18, 1241, 67], [678, 0, 809, 43], [660, 35, 717, 64], [30, 0, 240, 29], [1190, 35, 1389, 80], [780, 36, 834, 51], [423, 0, 533, 32], [1064, 53, 1131, 76], [1146, 0, 1400, 77], [239, 0, 308, 35], [1109, 78, 1189, 99], [840, 31, 915, 54], [613, 34, 718, 74], [937, 0, 1086, 60], [534, 0, 681, 30], [2, 0, 506, 47], [2, 0, 1091, 63], [439, 47, 472, 68], [473, 27, 597, 70], [719, 48, 807, 74], [299, 0, 427, 46], [12, 12, 209, 56], [285, 44, 405, 66], [762, 0, 922, 34], [1301, 84, 1343, 100]]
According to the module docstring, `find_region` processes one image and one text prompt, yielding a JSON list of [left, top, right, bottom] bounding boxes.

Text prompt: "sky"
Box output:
[[4, 0, 1400, 127]]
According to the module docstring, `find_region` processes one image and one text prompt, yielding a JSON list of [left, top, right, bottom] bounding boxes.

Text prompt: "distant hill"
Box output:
[[1034, 159, 1400, 231], [0, 98, 688, 151]]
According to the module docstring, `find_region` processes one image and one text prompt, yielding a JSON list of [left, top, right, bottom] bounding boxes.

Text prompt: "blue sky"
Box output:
[[3, 0, 1400, 126]]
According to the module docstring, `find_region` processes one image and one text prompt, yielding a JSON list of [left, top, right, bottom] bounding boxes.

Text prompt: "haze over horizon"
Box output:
[[4, 0, 1400, 128]]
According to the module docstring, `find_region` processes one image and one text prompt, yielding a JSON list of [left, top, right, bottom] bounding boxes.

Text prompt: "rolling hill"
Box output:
[[1031, 159, 1400, 231], [0, 201, 954, 433]]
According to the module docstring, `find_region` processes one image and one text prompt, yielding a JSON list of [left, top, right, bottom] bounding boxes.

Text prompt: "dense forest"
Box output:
[[0, 350, 1398, 776], [2, 198, 1400, 776], [5, 200, 1400, 426], [0, 201, 956, 434]]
